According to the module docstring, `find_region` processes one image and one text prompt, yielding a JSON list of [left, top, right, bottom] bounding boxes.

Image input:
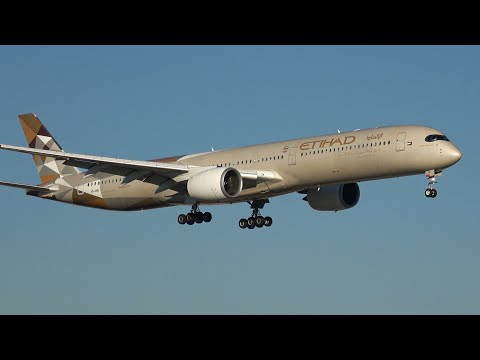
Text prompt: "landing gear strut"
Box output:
[[178, 203, 212, 225], [425, 170, 442, 198], [239, 199, 273, 229]]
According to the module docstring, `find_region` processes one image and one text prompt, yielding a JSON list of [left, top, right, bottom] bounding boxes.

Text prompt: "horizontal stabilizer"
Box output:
[[0, 180, 53, 192]]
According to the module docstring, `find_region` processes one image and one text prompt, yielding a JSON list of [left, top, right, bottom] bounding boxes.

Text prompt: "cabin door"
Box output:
[[396, 132, 406, 152], [288, 146, 297, 165]]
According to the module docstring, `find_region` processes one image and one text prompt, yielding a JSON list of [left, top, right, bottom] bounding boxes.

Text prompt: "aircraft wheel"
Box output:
[[178, 214, 187, 225], [186, 213, 195, 225], [264, 216, 273, 227], [255, 216, 265, 228], [195, 211, 204, 224], [203, 212, 212, 223], [239, 218, 247, 229], [431, 189, 437, 198], [425, 189, 431, 197]]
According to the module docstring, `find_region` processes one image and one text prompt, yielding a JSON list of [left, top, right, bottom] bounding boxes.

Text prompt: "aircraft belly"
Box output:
[[41, 179, 169, 211], [110, 181, 166, 210]]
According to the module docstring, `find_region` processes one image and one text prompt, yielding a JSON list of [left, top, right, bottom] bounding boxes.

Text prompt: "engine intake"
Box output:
[[305, 183, 360, 211], [187, 167, 243, 201]]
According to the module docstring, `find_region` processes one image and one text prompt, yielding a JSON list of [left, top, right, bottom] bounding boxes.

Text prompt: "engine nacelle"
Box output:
[[305, 183, 360, 211], [187, 167, 243, 201]]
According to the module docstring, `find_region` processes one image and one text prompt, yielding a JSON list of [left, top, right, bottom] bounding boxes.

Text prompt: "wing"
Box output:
[[0, 143, 283, 192], [0, 144, 190, 175]]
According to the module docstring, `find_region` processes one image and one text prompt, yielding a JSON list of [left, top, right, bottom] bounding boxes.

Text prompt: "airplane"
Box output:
[[0, 113, 462, 229]]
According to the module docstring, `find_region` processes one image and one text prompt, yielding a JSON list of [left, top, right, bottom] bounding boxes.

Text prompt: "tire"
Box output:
[[186, 213, 195, 225], [239, 218, 247, 229], [178, 214, 187, 225], [195, 212, 204, 224], [431, 189, 437, 198], [247, 222, 255, 229], [255, 216, 265, 228], [264, 216, 273, 227], [203, 212, 212, 223], [425, 189, 431, 197], [247, 217, 255, 227]]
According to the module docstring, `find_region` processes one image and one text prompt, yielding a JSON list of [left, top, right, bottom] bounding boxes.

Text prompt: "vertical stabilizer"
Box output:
[[18, 113, 80, 184]]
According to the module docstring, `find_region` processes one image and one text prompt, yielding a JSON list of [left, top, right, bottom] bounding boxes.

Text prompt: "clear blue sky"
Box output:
[[0, 45, 477, 314]]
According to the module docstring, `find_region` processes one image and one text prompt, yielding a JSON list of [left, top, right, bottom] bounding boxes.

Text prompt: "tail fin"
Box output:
[[18, 113, 80, 184]]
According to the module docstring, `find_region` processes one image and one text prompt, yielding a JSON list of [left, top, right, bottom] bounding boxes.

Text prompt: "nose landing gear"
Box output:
[[178, 203, 212, 225], [239, 199, 273, 229], [425, 170, 442, 198]]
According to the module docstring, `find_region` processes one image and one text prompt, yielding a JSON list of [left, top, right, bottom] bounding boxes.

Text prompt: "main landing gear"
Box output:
[[239, 199, 273, 230], [178, 203, 212, 226], [425, 170, 442, 198]]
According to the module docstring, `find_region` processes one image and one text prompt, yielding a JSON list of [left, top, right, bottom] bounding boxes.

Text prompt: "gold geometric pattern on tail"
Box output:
[[18, 113, 80, 185]]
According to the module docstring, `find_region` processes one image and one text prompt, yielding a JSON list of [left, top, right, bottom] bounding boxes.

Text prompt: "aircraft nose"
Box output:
[[449, 146, 462, 164]]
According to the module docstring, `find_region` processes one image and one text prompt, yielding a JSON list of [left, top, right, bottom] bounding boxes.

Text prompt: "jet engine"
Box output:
[[304, 183, 360, 211], [187, 167, 243, 201]]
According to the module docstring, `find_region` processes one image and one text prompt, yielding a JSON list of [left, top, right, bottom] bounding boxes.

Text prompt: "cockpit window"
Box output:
[[425, 134, 449, 142]]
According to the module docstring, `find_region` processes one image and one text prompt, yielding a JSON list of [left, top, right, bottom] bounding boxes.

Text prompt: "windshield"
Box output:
[[425, 134, 449, 142]]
